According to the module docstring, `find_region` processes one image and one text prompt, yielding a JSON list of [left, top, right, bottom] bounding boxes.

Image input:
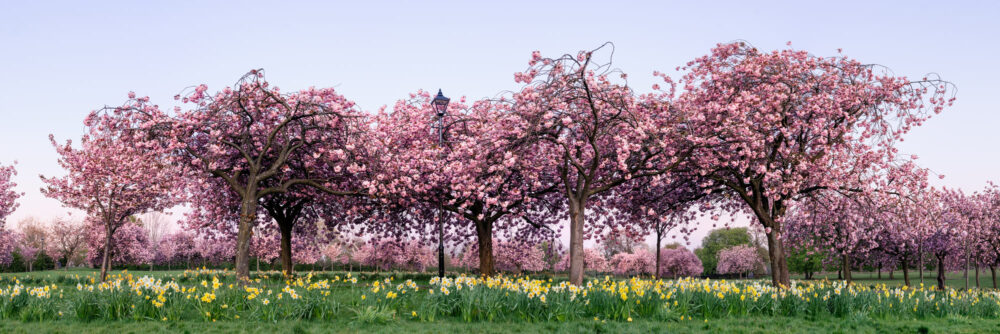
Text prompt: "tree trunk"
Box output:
[[991, 265, 997, 289], [901, 256, 911, 287], [763, 222, 790, 287], [279, 220, 294, 277], [567, 198, 586, 285], [655, 230, 662, 280], [919, 251, 924, 284], [842, 254, 852, 285], [100, 224, 113, 282], [234, 193, 258, 281], [964, 249, 970, 290], [937, 255, 946, 291], [877, 264, 882, 280], [975, 263, 980, 288], [474, 219, 495, 277]]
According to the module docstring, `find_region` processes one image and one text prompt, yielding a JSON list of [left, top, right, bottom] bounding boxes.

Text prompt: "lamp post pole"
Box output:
[[432, 89, 450, 279]]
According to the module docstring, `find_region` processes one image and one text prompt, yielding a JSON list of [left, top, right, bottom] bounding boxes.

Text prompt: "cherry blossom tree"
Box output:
[[678, 42, 954, 287], [86, 219, 153, 269], [0, 230, 16, 268], [0, 163, 19, 228], [158, 231, 198, 269], [511, 45, 695, 285], [354, 239, 434, 272], [147, 70, 371, 280], [658, 247, 703, 278], [369, 92, 559, 277], [195, 235, 236, 267], [555, 247, 608, 273], [610, 247, 656, 276], [0, 163, 21, 268], [40, 96, 177, 281], [459, 241, 547, 273], [717, 244, 763, 278], [17, 234, 39, 272], [979, 183, 1000, 288], [45, 218, 88, 269], [15, 217, 47, 271], [605, 176, 712, 279], [912, 187, 972, 290]]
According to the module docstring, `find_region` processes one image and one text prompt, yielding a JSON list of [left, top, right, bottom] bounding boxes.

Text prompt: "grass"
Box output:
[[795, 269, 999, 290], [0, 316, 998, 333], [3, 268, 1000, 333]]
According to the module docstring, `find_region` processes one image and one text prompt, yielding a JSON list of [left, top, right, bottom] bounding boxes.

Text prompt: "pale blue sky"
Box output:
[[2, 1, 997, 245]]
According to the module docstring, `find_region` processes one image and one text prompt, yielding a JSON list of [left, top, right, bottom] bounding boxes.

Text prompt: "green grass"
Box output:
[[3, 268, 1000, 333], [0, 316, 997, 333], [795, 269, 999, 290]]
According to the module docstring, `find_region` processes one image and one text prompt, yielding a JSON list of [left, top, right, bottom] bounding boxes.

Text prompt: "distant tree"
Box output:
[[658, 247, 703, 278], [40, 96, 177, 281], [786, 245, 826, 280], [717, 244, 764, 278], [601, 233, 640, 260], [695, 227, 752, 276], [46, 218, 88, 269], [16, 217, 47, 271], [555, 247, 608, 273]]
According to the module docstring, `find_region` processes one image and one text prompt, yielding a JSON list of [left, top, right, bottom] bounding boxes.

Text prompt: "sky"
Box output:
[[1, 0, 997, 248]]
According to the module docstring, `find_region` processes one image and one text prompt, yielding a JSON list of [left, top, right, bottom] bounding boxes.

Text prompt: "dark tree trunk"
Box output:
[[654, 226, 663, 279], [567, 198, 586, 285], [937, 254, 946, 291], [975, 263, 980, 288], [655, 229, 662, 280], [764, 226, 790, 287], [991, 265, 997, 289], [964, 249, 970, 290], [901, 256, 911, 287], [877, 264, 882, 280], [842, 254, 852, 284], [100, 223, 113, 282], [474, 219, 495, 277], [279, 219, 294, 276], [919, 251, 924, 284], [234, 193, 257, 281]]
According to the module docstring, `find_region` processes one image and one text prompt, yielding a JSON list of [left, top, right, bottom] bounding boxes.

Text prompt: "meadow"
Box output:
[[2, 268, 1000, 333]]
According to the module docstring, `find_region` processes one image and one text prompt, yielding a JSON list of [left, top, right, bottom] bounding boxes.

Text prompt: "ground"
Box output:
[[1, 316, 998, 333], [2, 268, 999, 333]]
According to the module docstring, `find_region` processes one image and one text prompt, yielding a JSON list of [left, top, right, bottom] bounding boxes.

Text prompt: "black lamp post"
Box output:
[[431, 89, 450, 278]]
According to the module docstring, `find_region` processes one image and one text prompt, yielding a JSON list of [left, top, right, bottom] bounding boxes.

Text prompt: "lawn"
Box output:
[[796, 269, 998, 290], [2, 268, 1000, 333], [0, 316, 998, 333]]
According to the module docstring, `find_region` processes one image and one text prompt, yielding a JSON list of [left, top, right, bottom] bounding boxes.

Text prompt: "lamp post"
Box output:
[[431, 89, 450, 278]]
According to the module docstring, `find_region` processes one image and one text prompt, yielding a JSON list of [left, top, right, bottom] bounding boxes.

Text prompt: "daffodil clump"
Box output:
[[2, 269, 1000, 323]]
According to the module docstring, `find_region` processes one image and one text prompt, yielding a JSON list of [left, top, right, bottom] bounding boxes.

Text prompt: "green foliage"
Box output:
[[3, 251, 26, 273], [32, 253, 55, 272], [787, 247, 826, 279], [695, 228, 752, 276]]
